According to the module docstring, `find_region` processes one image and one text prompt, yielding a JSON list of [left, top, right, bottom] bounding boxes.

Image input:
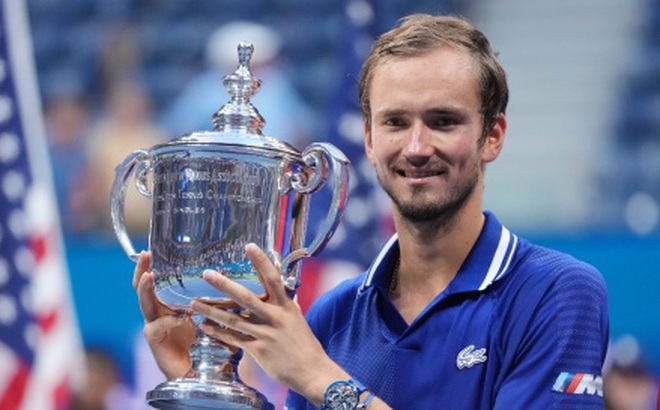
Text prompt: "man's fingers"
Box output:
[[132, 251, 151, 289], [200, 271, 264, 316], [200, 298, 241, 310], [198, 321, 251, 352], [245, 243, 288, 304], [192, 299, 259, 339], [137, 270, 171, 322]]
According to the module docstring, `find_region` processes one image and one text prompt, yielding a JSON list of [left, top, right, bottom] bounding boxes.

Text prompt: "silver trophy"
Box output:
[[110, 42, 349, 409]]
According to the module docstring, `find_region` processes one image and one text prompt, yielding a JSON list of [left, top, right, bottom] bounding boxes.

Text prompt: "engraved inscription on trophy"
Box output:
[[150, 158, 273, 309], [153, 162, 265, 213]]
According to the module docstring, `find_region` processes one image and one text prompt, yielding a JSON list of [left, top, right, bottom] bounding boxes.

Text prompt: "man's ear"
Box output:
[[364, 120, 376, 165], [482, 113, 507, 163]]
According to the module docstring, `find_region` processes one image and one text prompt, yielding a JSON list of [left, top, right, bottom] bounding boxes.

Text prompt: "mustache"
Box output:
[[392, 159, 449, 177]]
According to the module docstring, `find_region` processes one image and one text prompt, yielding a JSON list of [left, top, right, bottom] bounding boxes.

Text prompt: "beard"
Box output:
[[378, 162, 480, 226]]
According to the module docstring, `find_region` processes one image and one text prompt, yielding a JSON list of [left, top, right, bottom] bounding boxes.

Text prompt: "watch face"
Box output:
[[325, 381, 359, 410]]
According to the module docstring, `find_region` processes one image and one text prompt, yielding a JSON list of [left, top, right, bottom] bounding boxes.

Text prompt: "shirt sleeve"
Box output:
[[285, 390, 315, 410], [493, 260, 609, 410]]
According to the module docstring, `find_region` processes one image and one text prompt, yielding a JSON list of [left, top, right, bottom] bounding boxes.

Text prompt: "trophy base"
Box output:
[[146, 377, 274, 410]]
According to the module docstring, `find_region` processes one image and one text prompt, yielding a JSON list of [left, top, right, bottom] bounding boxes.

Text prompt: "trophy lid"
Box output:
[[157, 41, 299, 156]]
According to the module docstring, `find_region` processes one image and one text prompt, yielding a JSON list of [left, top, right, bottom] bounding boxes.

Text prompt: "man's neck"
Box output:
[[389, 204, 485, 324]]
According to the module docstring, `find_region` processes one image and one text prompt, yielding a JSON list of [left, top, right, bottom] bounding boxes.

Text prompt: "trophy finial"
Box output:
[[237, 41, 253, 67], [212, 41, 265, 134]]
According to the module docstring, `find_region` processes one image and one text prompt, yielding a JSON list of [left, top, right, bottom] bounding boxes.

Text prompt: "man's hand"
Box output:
[[190, 243, 347, 405], [133, 252, 195, 380]]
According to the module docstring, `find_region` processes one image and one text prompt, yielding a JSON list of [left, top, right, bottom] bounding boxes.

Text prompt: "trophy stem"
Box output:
[[190, 325, 241, 383], [146, 317, 273, 410]]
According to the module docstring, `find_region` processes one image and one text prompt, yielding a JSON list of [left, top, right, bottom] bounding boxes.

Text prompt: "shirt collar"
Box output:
[[357, 211, 518, 296]]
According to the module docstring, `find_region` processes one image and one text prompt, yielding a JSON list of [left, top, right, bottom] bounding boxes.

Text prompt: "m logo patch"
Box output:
[[552, 372, 603, 397]]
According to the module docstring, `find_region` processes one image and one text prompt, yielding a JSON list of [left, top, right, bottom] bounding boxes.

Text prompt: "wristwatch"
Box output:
[[321, 378, 370, 410]]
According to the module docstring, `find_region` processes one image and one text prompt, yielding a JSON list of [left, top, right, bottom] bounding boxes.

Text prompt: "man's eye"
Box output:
[[385, 118, 406, 127], [433, 117, 459, 128]]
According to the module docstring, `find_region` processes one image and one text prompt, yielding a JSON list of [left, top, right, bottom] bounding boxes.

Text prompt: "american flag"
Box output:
[[0, 0, 84, 409]]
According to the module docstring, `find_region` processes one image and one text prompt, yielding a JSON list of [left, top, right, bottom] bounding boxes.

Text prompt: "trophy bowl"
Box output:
[[110, 42, 349, 410]]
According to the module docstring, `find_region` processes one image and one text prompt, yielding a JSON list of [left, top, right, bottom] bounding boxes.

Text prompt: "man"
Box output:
[[134, 14, 609, 409]]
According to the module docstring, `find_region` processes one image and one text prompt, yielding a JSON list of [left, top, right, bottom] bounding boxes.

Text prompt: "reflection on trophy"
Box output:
[[110, 42, 349, 409]]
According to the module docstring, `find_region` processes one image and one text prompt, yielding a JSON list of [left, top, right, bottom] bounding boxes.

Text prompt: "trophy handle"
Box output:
[[281, 142, 349, 290], [110, 149, 151, 262]]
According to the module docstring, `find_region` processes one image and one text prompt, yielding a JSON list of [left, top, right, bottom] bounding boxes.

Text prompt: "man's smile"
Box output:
[[395, 163, 447, 182]]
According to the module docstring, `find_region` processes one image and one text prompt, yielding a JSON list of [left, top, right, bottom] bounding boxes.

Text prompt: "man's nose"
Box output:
[[402, 122, 434, 160]]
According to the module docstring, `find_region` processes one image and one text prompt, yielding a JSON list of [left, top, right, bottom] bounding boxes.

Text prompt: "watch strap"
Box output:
[[357, 391, 374, 409], [348, 378, 368, 394]]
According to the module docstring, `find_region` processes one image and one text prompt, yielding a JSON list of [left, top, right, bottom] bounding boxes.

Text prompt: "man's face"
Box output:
[[364, 46, 504, 223]]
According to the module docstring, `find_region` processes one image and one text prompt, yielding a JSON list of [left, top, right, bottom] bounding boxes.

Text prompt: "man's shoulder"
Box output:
[[499, 240, 609, 326], [511, 240, 606, 291]]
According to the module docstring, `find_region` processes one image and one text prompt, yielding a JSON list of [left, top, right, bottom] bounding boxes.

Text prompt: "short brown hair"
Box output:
[[359, 14, 508, 136]]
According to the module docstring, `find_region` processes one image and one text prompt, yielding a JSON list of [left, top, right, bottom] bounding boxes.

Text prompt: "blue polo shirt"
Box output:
[[286, 212, 609, 409]]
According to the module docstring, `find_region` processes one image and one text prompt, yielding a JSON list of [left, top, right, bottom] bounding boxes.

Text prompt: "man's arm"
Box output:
[[494, 262, 609, 409]]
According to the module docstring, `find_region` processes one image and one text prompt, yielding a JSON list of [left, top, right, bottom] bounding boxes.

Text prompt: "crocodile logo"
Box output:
[[456, 345, 487, 370]]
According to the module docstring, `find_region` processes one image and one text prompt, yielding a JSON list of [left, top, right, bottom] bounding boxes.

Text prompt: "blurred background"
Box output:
[[1, 0, 658, 408]]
